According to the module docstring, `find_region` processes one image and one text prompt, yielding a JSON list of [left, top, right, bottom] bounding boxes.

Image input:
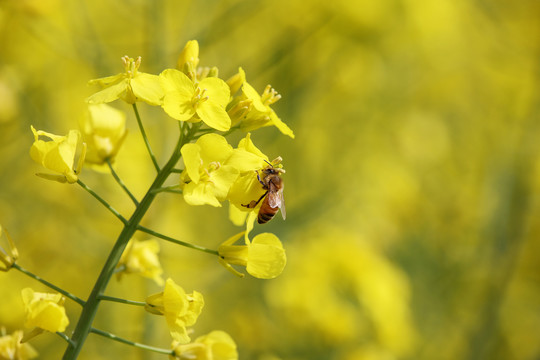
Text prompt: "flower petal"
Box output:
[[210, 165, 239, 201], [196, 134, 233, 164], [131, 73, 164, 105], [246, 233, 286, 279], [197, 101, 231, 131], [183, 182, 222, 207], [181, 143, 202, 184], [242, 82, 267, 112], [86, 79, 129, 104], [199, 77, 230, 107]]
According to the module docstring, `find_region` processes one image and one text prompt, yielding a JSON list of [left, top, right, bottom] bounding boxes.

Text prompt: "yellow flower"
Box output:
[[0, 225, 18, 272], [170, 330, 238, 360], [30, 126, 86, 184], [226, 67, 246, 97], [228, 70, 294, 138], [116, 239, 164, 286], [218, 229, 286, 279], [80, 104, 127, 169], [87, 56, 163, 105], [0, 329, 38, 360], [160, 68, 231, 131], [145, 278, 204, 344], [180, 134, 238, 207], [177, 40, 200, 78], [21, 288, 69, 334]]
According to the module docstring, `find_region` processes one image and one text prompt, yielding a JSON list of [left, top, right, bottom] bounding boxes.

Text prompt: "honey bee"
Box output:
[[242, 157, 286, 224]]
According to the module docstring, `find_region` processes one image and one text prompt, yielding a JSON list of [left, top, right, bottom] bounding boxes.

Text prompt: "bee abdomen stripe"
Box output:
[[258, 212, 275, 223]]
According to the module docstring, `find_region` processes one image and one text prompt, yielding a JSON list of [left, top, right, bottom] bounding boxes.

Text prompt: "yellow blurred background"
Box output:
[[1, 0, 540, 359]]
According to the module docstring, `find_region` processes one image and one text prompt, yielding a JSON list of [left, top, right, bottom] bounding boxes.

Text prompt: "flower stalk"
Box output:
[[13, 263, 86, 307], [90, 328, 173, 355]]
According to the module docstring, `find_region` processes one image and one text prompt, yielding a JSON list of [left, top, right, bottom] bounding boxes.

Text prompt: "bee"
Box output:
[[242, 157, 286, 224]]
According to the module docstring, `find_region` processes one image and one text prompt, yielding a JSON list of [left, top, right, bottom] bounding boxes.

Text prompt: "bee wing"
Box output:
[[267, 190, 281, 209], [267, 181, 286, 220], [279, 188, 286, 220]]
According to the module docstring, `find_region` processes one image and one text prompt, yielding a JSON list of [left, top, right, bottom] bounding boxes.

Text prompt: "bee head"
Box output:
[[263, 158, 285, 174]]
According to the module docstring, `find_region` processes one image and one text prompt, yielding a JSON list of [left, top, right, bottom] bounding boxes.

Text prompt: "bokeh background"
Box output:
[[1, 0, 540, 359]]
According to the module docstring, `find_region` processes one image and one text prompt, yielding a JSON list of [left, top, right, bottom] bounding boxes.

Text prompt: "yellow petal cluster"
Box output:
[[0, 329, 38, 360], [180, 134, 238, 207], [176, 40, 200, 77], [160, 69, 231, 131], [146, 279, 204, 344], [87, 56, 163, 105], [21, 288, 69, 334], [80, 104, 127, 169], [116, 239, 164, 286], [170, 330, 238, 360], [30, 126, 85, 184], [218, 230, 286, 279]]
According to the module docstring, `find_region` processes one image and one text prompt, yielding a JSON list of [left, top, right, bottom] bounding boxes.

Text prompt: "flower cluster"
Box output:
[[21, 39, 292, 359], [145, 279, 238, 359], [0, 329, 37, 360]]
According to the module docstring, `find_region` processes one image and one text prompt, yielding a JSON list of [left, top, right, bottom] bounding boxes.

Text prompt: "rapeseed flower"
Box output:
[[145, 279, 204, 344], [30, 126, 85, 184], [160, 68, 231, 131], [87, 56, 163, 105], [180, 134, 238, 207], [21, 288, 69, 336], [80, 104, 127, 169], [227, 68, 294, 138], [218, 229, 286, 279], [170, 330, 238, 360], [176, 40, 199, 79], [0, 329, 37, 360], [116, 239, 164, 286]]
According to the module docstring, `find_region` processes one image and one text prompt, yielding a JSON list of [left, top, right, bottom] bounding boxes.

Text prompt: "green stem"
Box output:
[[132, 103, 160, 172], [98, 295, 146, 307], [150, 184, 182, 195], [57, 332, 75, 346], [12, 263, 85, 306], [90, 328, 173, 356], [77, 180, 127, 225], [137, 225, 219, 256], [106, 159, 139, 206], [63, 123, 192, 360]]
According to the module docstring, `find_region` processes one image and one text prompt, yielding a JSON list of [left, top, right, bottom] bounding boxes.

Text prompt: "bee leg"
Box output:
[[257, 172, 265, 187], [242, 191, 268, 208]]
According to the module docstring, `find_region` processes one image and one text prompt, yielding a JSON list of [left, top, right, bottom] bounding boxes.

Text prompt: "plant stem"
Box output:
[[57, 332, 75, 346], [12, 263, 85, 306], [150, 184, 182, 194], [137, 225, 219, 256], [62, 123, 191, 360], [107, 159, 139, 206], [132, 103, 160, 172], [90, 328, 173, 355], [77, 179, 128, 225], [98, 295, 146, 307]]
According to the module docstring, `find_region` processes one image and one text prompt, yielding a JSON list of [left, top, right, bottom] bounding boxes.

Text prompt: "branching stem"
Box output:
[[12, 263, 85, 306], [106, 159, 139, 205], [90, 328, 173, 355]]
